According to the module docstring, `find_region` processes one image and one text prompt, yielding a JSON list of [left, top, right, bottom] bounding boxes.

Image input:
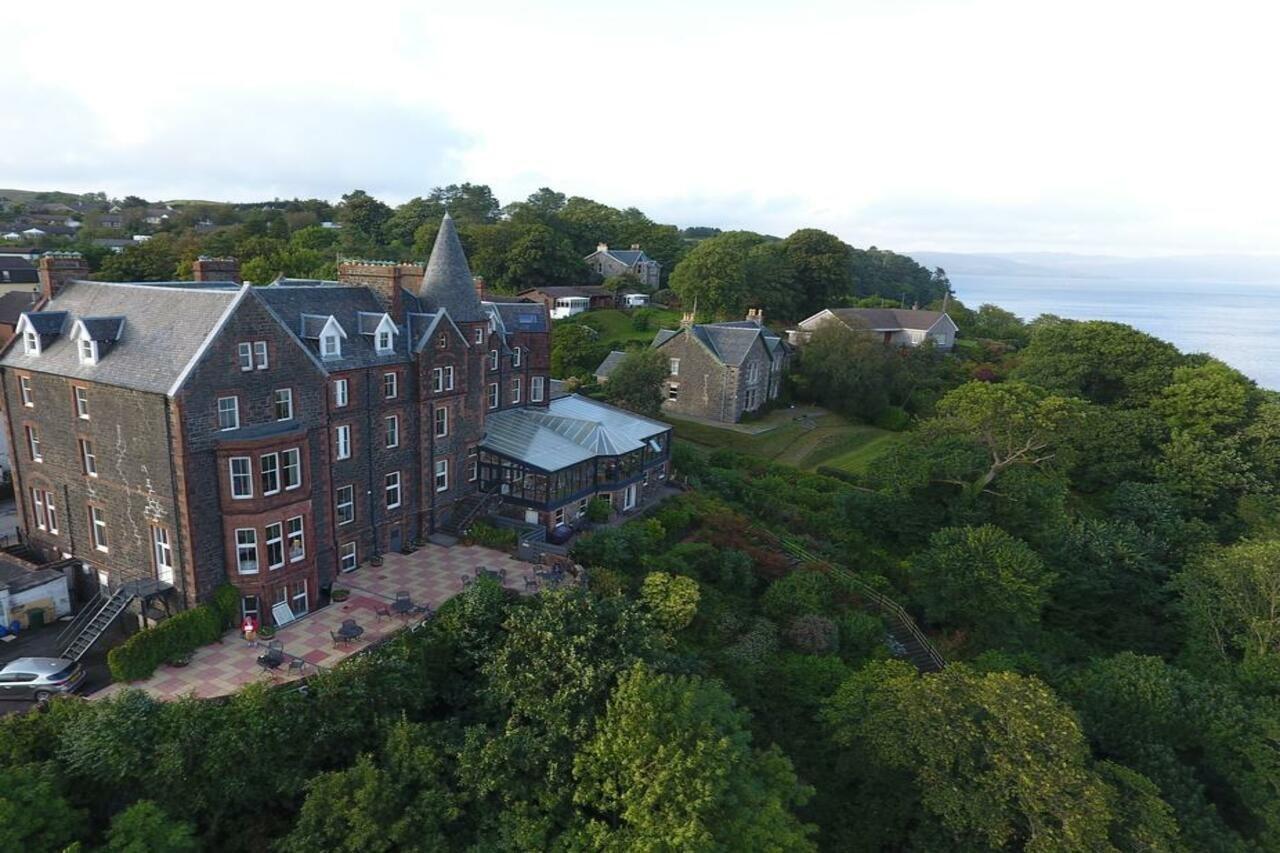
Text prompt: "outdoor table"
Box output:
[[479, 567, 506, 582], [391, 598, 415, 616], [337, 622, 364, 641]]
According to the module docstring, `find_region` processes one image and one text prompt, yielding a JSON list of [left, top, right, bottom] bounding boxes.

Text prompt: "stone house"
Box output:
[[651, 309, 790, 423], [789, 308, 958, 350], [583, 243, 661, 289], [0, 217, 669, 628]]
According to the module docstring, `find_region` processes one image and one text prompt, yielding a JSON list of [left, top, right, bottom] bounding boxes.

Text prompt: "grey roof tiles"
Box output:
[[419, 213, 485, 323]]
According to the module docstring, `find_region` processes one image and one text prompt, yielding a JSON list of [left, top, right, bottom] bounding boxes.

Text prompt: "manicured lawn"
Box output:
[[668, 407, 905, 473], [562, 308, 684, 350]]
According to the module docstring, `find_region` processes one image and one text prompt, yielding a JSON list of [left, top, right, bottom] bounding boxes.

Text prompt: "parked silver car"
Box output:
[[0, 657, 85, 702]]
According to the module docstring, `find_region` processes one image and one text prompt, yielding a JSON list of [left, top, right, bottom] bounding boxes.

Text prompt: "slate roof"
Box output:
[[488, 301, 548, 334], [0, 257, 37, 283], [594, 350, 629, 379], [481, 394, 670, 472], [256, 284, 411, 371], [0, 556, 66, 595], [0, 281, 242, 394], [0, 290, 38, 325], [826, 308, 948, 332], [78, 316, 125, 341], [419, 213, 485, 323], [519, 285, 612, 299], [651, 320, 785, 367]]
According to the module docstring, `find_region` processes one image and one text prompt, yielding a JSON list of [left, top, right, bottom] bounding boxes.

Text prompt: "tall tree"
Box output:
[[783, 228, 853, 316], [604, 349, 668, 417]]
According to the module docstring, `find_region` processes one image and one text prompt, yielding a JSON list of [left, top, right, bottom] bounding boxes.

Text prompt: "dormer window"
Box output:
[[302, 314, 347, 361], [376, 330, 392, 353], [78, 339, 98, 366], [359, 312, 398, 356], [22, 330, 39, 356], [322, 334, 341, 358]]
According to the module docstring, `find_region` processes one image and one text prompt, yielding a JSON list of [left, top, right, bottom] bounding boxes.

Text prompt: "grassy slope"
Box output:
[[570, 308, 684, 350]]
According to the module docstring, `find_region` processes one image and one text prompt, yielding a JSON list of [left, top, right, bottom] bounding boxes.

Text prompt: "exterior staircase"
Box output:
[[56, 580, 172, 662], [440, 490, 500, 538], [751, 526, 944, 674]]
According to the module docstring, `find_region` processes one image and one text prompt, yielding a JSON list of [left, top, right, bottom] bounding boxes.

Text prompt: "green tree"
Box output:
[[640, 572, 700, 633], [337, 189, 392, 242], [669, 231, 767, 318], [604, 349, 668, 417], [551, 323, 604, 379], [908, 524, 1055, 645], [0, 764, 86, 852], [824, 661, 1115, 851], [1154, 360, 1255, 438], [782, 228, 853, 317], [572, 663, 816, 851], [791, 322, 899, 419], [1175, 538, 1280, 669], [1013, 319, 1184, 405], [102, 800, 198, 853], [494, 223, 585, 291]]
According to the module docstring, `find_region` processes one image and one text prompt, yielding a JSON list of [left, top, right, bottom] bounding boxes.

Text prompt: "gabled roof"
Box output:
[[588, 247, 655, 267], [481, 394, 669, 472], [519, 285, 612, 299], [487, 301, 549, 335], [0, 290, 38, 325], [594, 350, 629, 379], [653, 322, 770, 367], [419, 213, 485, 323], [257, 284, 410, 371], [74, 316, 126, 342], [0, 281, 243, 394], [821, 307, 953, 333]]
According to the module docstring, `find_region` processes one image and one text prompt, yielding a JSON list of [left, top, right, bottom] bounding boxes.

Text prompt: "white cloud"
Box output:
[[8, 0, 1280, 254]]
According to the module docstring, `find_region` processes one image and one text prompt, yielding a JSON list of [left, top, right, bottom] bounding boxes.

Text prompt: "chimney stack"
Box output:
[[597, 242, 609, 253], [473, 275, 487, 302], [630, 243, 640, 251], [745, 307, 763, 325], [37, 251, 90, 302], [192, 256, 242, 284], [336, 259, 424, 317]]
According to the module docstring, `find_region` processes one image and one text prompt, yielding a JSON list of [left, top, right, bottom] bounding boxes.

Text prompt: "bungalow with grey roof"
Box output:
[[789, 307, 958, 350]]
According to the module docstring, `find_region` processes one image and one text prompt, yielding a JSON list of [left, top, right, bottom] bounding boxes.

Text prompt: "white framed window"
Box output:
[[488, 349, 498, 370], [290, 580, 308, 616], [432, 367, 443, 393], [238, 342, 253, 371], [667, 383, 679, 401], [336, 485, 354, 525], [376, 329, 392, 353], [444, 365, 454, 390], [229, 456, 253, 499], [31, 489, 44, 531], [80, 439, 97, 476], [512, 346, 522, 367], [90, 505, 108, 552], [26, 426, 40, 462], [467, 447, 479, 482], [283, 448, 301, 490], [322, 333, 341, 359], [254, 340, 269, 369], [74, 387, 89, 419], [19, 376, 32, 407], [260, 452, 280, 495], [334, 377, 349, 407], [217, 396, 239, 431], [670, 357, 680, 376], [153, 526, 173, 574], [434, 406, 448, 438], [531, 375, 545, 402], [434, 459, 449, 492], [77, 339, 97, 366], [235, 528, 258, 574], [274, 388, 293, 421], [22, 330, 38, 356], [578, 497, 588, 516], [511, 377, 521, 404], [383, 371, 398, 399], [45, 492, 57, 534], [438, 332, 448, 349], [287, 516, 304, 562], [339, 541, 357, 572], [385, 415, 400, 448], [488, 382, 498, 409], [335, 425, 351, 460], [265, 522, 285, 570], [385, 471, 402, 509], [473, 327, 483, 344], [554, 507, 565, 526]]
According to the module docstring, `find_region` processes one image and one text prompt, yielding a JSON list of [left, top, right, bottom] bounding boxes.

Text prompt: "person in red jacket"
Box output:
[[242, 615, 259, 646]]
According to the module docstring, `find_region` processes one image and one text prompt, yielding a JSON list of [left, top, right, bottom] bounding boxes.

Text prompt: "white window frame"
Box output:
[[444, 365, 454, 390], [238, 342, 253, 371], [434, 459, 449, 493], [668, 383, 679, 401], [235, 528, 258, 574], [334, 377, 349, 407], [265, 522, 285, 570], [670, 357, 680, 376], [511, 377, 521, 404], [488, 382, 499, 409], [383, 371, 398, 399], [432, 367, 443, 393], [336, 485, 354, 525], [321, 333, 341, 359], [26, 426, 40, 462], [260, 452, 280, 495], [339, 541, 357, 572], [468, 448, 479, 482], [282, 448, 301, 490], [22, 330, 39, 356], [77, 339, 97, 366], [218, 396, 239, 431], [229, 456, 253, 499], [90, 505, 108, 552], [488, 349, 498, 370], [290, 579, 308, 616], [74, 386, 89, 419], [434, 406, 448, 438], [153, 526, 173, 574], [512, 346, 522, 367], [19, 376, 32, 407], [385, 415, 400, 448], [531, 375, 545, 402], [385, 471, 402, 509], [335, 425, 351, 460], [81, 438, 97, 477], [254, 340, 269, 369], [45, 492, 57, 534], [274, 388, 293, 421], [473, 327, 484, 344], [376, 329, 392, 354], [31, 489, 45, 531], [242, 595, 260, 622], [287, 516, 305, 562]]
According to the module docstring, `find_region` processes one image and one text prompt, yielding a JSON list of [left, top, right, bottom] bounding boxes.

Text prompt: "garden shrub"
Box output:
[[467, 521, 517, 550], [786, 614, 839, 654], [873, 405, 910, 431], [212, 584, 240, 630], [630, 308, 655, 331], [107, 605, 223, 682], [640, 572, 700, 633], [586, 497, 613, 523], [836, 612, 887, 664], [587, 567, 630, 598], [761, 570, 834, 623], [723, 617, 780, 667]]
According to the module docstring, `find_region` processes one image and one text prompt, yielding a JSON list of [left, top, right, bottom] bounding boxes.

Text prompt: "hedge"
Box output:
[[107, 604, 224, 682], [466, 521, 517, 550]]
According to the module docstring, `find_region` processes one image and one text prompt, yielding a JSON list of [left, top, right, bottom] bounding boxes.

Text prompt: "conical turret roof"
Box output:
[[419, 213, 485, 322]]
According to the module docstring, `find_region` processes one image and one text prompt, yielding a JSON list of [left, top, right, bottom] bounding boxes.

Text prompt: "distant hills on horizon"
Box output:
[[908, 251, 1280, 285]]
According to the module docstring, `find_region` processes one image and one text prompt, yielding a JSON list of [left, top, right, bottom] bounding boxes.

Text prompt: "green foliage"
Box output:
[[550, 322, 605, 379], [103, 800, 198, 853], [572, 664, 816, 850], [640, 572, 700, 634], [907, 525, 1055, 646], [603, 348, 668, 416], [466, 520, 517, 550], [585, 496, 613, 524], [1153, 360, 1255, 438], [873, 405, 910, 431], [0, 763, 86, 852], [107, 605, 224, 682], [211, 584, 240, 631], [786, 614, 840, 654], [1175, 538, 1280, 669], [1013, 318, 1185, 405], [760, 570, 836, 623]]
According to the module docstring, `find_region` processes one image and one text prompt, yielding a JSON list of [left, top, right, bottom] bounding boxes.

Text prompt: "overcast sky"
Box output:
[[6, 0, 1279, 256]]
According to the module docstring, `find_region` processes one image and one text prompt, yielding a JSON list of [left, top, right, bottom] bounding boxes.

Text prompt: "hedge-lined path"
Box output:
[[93, 542, 532, 701]]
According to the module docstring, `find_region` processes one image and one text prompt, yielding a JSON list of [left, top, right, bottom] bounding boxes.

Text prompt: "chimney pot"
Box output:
[[597, 242, 608, 253], [192, 256, 241, 284], [474, 276, 487, 302], [630, 243, 640, 251], [37, 252, 90, 301]]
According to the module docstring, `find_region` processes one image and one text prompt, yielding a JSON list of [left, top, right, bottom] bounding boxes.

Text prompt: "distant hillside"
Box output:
[[910, 251, 1280, 284]]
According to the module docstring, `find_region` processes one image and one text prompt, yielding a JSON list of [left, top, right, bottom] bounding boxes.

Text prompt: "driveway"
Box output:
[[0, 617, 112, 716]]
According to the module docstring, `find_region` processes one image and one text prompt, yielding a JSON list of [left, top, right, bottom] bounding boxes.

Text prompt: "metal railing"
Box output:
[[56, 589, 107, 651], [751, 525, 945, 672]]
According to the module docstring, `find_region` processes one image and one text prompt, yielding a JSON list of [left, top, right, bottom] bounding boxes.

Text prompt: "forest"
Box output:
[[2, 186, 1278, 851]]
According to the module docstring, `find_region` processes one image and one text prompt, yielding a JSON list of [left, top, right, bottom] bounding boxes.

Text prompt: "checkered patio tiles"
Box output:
[[93, 543, 536, 702]]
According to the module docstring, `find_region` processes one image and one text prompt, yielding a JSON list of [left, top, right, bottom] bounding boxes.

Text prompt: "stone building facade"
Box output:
[[583, 243, 661, 289]]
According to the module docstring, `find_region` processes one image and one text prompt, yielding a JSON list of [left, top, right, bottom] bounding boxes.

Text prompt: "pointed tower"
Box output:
[[419, 213, 485, 322]]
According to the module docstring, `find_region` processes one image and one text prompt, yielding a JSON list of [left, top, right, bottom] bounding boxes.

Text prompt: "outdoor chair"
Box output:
[[375, 605, 392, 621], [523, 574, 539, 592], [288, 657, 305, 674], [330, 630, 349, 646], [257, 641, 285, 670]]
